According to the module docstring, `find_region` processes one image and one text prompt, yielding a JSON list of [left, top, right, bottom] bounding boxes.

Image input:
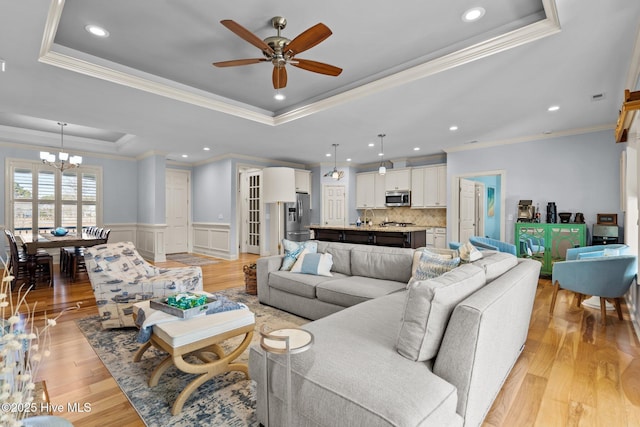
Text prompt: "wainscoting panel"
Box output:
[[192, 223, 234, 260], [103, 223, 137, 245], [136, 224, 167, 262]]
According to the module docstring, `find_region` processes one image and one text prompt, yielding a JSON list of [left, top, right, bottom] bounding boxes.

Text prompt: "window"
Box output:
[[8, 159, 102, 235]]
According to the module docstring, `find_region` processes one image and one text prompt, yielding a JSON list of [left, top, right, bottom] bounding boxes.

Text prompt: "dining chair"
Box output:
[[66, 227, 111, 281], [3, 229, 53, 288]]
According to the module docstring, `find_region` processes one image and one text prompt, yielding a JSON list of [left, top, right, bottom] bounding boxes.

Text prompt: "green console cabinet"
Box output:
[[515, 223, 587, 276]]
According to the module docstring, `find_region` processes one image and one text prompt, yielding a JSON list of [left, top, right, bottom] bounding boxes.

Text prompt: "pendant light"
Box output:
[[324, 143, 344, 180], [378, 133, 386, 175]]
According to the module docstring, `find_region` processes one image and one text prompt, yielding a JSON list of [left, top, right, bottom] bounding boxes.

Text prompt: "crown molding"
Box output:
[[40, 0, 561, 127], [192, 152, 305, 168], [624, 20, 640, 92], [444, 124, 614, 153]]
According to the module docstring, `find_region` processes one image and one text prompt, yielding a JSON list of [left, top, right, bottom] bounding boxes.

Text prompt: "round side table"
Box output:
[[260, 326, 314, 427]]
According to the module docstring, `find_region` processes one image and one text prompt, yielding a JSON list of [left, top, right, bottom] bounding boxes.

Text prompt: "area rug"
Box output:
[[76, 287, 308, 426], [165, 253, 220, 266]]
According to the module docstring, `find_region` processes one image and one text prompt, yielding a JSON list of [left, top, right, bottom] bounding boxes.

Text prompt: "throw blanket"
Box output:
[[134, 293, 245, 343]]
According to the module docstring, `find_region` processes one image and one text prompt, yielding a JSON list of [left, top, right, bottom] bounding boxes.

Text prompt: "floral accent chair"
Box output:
[[85, 242, 203, 328]]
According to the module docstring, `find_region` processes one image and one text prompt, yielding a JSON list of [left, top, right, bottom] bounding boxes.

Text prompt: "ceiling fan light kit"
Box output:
[[213, 16, 342, 92]]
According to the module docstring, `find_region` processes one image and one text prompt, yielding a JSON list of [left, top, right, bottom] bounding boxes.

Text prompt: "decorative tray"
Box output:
[[150, 293, 216, 319]]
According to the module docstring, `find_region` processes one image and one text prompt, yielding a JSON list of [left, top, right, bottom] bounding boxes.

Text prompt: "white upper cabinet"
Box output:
[[356, 173, 375, 208], [411, 164, 446, 208], [384, 169, 411, 191], [356, 172, 386, 208], [424, 165, 446, 207], [294, 169, 311, 194]]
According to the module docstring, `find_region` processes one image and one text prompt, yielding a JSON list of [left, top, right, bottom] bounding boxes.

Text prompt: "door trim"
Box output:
[[450, 170, 506, 243]]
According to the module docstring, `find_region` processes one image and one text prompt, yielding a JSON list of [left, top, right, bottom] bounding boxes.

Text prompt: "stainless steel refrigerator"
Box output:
[[284, 192, 311, 242]]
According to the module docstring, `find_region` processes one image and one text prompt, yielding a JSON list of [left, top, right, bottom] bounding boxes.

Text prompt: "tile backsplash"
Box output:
[[357, 207, 446, 226]]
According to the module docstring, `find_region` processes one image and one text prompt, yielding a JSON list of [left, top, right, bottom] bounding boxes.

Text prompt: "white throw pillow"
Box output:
[[291, 251, 333, 276], [458, 241, 483, 262], [396, 263, 486, 362]]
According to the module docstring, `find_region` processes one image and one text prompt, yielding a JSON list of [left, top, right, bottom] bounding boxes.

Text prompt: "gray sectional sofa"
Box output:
[[250, 241, 541, 426]]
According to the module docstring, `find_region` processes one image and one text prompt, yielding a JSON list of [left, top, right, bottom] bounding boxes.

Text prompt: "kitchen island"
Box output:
[[309, 224, 428, 249]]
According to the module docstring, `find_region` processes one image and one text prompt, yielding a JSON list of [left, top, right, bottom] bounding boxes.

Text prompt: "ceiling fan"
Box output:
[[213, 16, 342, 89]]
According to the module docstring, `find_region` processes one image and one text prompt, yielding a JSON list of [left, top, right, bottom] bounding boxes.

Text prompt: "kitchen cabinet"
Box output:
[[515, 223, 587, 276], [384, 169, 411, 191], [426, 227, 447, 249], [411, 165, 446, 208], [356, 172, 386, 209], [294, 169, 311, 194]]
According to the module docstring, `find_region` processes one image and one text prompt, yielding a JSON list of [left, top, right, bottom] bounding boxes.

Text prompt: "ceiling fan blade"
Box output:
[[273, 66, 288, 89], [220, 20, 274, 55], [213, 58, 267, 67], [286, 23, 332, 56], [291, 59, 342, 76]]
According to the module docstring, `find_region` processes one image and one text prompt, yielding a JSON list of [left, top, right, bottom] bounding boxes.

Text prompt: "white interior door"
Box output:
[[459, 178, 476, 243], [165, 169, 190, 254], [240, 170, 261, 254], [322, 185, 346, 226]]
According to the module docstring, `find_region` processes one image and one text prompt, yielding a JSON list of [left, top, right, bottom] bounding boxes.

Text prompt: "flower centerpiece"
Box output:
[[0, 257, 78, 426]]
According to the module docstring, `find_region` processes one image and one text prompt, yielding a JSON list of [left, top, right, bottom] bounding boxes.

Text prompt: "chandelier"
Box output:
[[40, 122, 82, 171]]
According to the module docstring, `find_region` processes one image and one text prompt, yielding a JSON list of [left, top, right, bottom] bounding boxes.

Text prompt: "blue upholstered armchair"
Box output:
[[550, 244, 637, 325], [468, 236, 517, 256]]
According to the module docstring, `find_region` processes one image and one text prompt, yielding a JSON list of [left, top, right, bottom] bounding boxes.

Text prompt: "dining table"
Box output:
[[18, 232, 107, 287]]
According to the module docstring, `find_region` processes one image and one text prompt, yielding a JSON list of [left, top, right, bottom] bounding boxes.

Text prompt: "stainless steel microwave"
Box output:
[[385, 191, 411, 207]]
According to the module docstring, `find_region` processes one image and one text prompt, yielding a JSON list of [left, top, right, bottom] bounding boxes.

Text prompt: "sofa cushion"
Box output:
[[268, 270, 345, 299], [323, 243, 355, 275], [280, 239, 318, 271], [396, 263, 486, 361], [291, 252, 333, 276], [471, 251, 518, 282], [316, 276, 406, 307], [350, 245, 415, 283]]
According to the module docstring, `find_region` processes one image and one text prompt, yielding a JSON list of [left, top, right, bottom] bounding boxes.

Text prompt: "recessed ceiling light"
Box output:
[[203, 147, 210, 151], [449, 125, 459, 131], [378, 152, 384, 157], [0, 59, 5, 72], [85, 24, 109, 37], [274, 92, 285, 101], [462, 7, 485, 22], [346, 158, 352, 162], [181, 154, 188, 158], [326, 153, 331, 157], [413, 147, 420, 151], [368, 143, 375, 147], [548, 105, 560, 112]]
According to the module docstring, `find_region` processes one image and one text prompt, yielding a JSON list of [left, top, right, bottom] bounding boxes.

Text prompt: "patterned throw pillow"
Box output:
[[411, 249, 461, 282], [291, 252, 333, 276], [280, 239, 318, 271]]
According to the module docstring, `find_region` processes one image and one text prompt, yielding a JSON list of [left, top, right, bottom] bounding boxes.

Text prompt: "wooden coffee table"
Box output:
[[133, 305, 255, 415]]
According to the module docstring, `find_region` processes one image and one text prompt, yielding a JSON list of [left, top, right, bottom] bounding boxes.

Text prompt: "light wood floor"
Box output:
[[11, 258, 640, 426]]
